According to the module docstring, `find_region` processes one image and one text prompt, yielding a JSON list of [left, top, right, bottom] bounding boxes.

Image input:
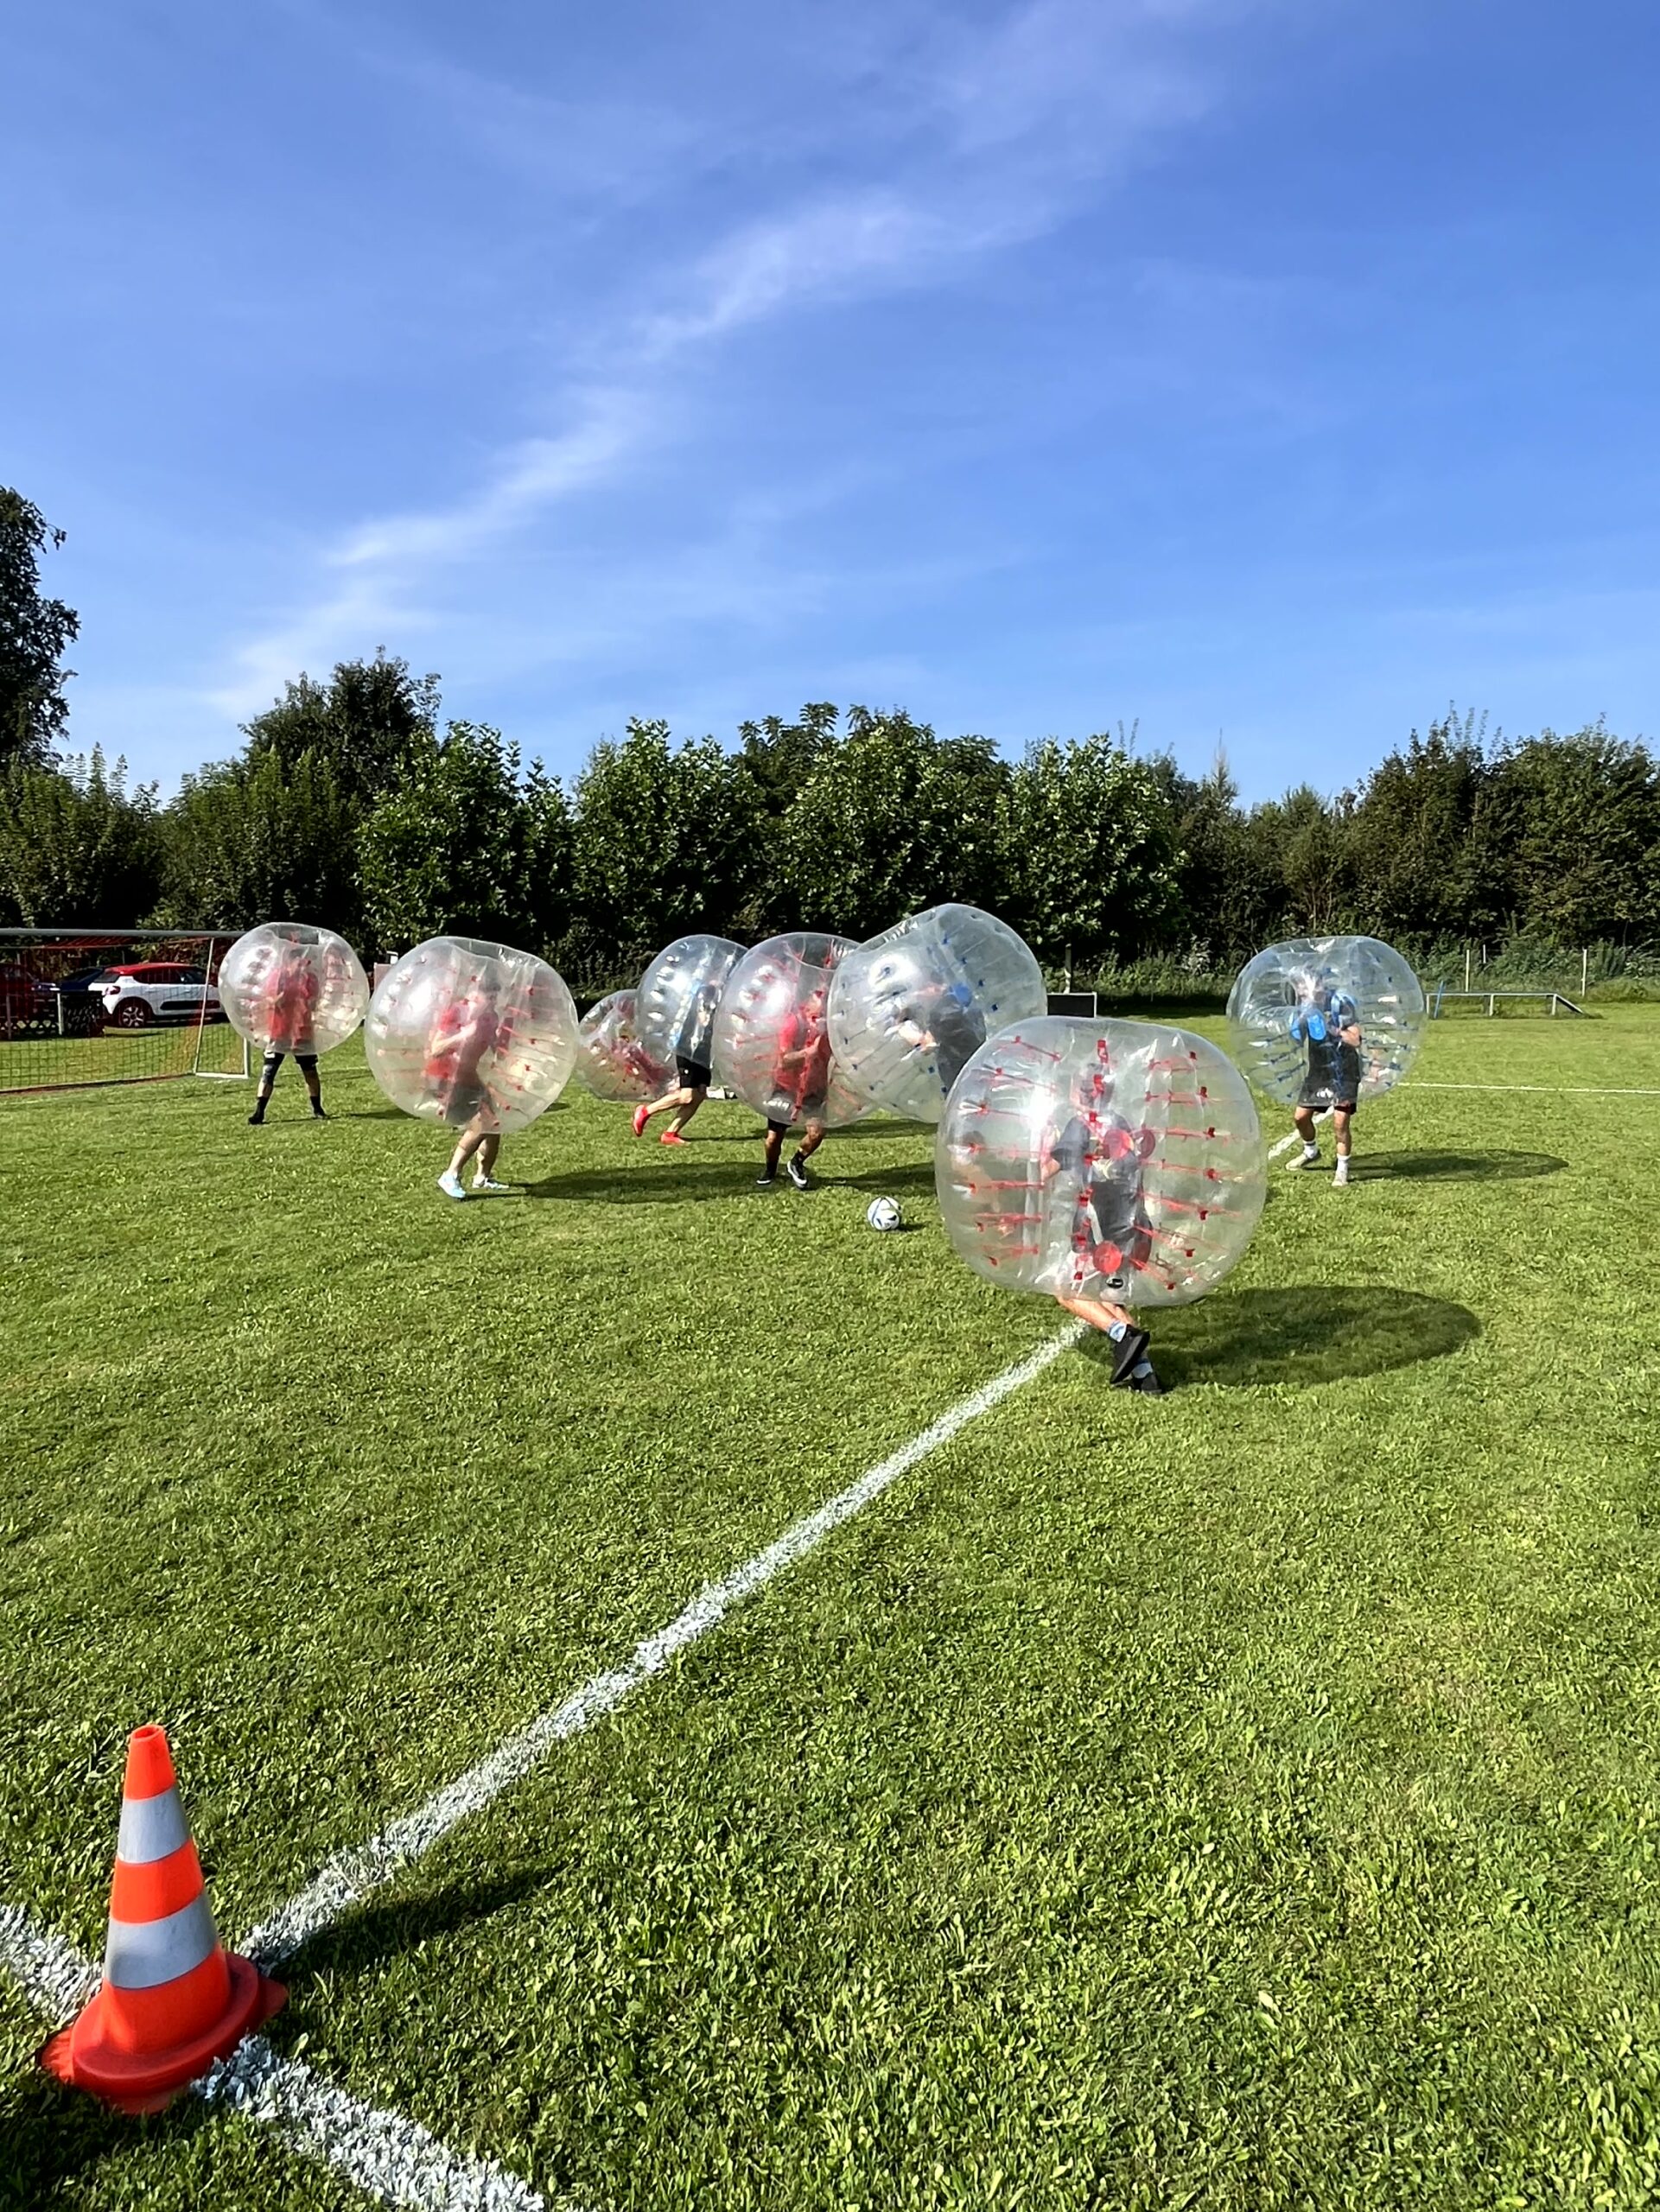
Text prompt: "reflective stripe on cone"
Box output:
[[39, 1725, 285, 2115]]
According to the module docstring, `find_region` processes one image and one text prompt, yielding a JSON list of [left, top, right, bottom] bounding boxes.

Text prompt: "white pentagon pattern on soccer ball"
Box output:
[[710, 932, 872, 1130], [827, 902, 1046, 1123], [936, 1017, 1266, 1310], [1226, 935, 1427, 1109], [576, 988, 672, 1103], [217, 921, 369, 1058], [633, 934, 745, 1072], [364, 937, 579, 1133]]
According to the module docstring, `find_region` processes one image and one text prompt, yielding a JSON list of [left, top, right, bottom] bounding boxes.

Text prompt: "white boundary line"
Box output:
[[0, 1904, 552, 2212], [1266, 1111, 1328, 1161], [245, 1324, 1085, 1969], [1412, 1081, 1660, 1096]]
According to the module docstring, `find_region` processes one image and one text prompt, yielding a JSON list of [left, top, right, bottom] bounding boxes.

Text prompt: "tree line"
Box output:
[[3, 492, 1655, 991]]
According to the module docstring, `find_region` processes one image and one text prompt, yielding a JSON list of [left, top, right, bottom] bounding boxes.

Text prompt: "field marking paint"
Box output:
[[0, 1903, 552, 2212], [245, 1325, 1087, 1970], [1412, 1081, 1660, 1096], [1266, 1109, 1329, 1162]]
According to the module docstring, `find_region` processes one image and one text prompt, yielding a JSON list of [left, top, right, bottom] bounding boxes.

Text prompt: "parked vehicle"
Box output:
[[0, 964, 54, 1035], [47, 968, 114, 1036], [98, 963, 222, 1029]]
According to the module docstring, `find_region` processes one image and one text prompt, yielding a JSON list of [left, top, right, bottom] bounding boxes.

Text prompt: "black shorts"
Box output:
[[443, 1078, 489, 1127], [1297, 1073, 1358, 1115], [262, 1049, 319, 1073], [676, 1056, 712, 1091]]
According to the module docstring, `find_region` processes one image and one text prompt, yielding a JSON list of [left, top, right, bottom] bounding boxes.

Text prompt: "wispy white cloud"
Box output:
[[207, 0, 1242, 721]]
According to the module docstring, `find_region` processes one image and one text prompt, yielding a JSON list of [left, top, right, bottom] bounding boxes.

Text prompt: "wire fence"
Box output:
[[0, 930, 248, 1095]]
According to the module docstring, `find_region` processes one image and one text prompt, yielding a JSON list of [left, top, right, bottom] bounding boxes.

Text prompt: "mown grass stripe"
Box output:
[[244, 1325, 1087, 1971]]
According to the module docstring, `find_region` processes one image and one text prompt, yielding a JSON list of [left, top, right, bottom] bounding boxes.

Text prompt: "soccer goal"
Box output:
[[0, 928, 251, 1096]]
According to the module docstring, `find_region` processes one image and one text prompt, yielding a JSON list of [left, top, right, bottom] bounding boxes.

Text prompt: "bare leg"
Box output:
[[446, 1124, 489, 1179], [249, 1052, 280, 1122], [761, 1122, 786, 1179], [1332, 1107, 1352, 1160], [1056, 1294, 1161, 1391], [1056, 1294, 1135, 1335], [1293, 1105, 1320, 1147], [641, 1083, 703, 1128], [666, 1090, 704, 1134]]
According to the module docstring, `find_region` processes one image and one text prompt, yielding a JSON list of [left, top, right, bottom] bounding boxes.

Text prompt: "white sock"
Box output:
[[1303, 1141, 1320, 1160], [1108, 1320, 1128, 1341]]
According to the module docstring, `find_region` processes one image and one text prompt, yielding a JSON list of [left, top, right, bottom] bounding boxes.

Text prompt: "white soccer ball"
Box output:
[[866, 1196, 903, 1232]]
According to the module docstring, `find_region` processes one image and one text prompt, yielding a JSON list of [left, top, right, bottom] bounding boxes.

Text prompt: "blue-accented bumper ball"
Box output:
[[218, 922, 369, 1058], [633, 934, 745, 1073], [826, 903, 1046, 1122], [710, 931, 872, 1129], [576, 988, 671, 1103], [365, 937, 579, 1131], [1226, 935, 1426, 1109], [937, 1018, 1266, 1309]]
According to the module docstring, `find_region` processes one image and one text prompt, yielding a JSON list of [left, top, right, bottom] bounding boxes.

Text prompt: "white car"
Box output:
[[98, 963, 222, 1029]]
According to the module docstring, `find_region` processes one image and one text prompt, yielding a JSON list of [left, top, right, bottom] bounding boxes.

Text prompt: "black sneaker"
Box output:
[[247, 1109, 265, 1126], [755, 1173, 776, 1189], [1130, 1362, 1167, 1397], [311, 1104, 328, 1120], [785, 1155, 811, 1191], [1109, 1325, 1150, 1385]]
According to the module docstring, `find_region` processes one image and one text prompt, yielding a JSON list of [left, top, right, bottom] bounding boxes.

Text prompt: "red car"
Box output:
[[0, 963, 52, 1034]]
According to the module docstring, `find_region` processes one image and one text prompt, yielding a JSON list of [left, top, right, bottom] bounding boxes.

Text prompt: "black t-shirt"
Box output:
[[896, 989, 986, 1092], [1053, 1114, 1142, 1235]]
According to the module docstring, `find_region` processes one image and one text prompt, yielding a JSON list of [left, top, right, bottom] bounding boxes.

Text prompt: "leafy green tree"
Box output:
[[1346, 712, 1504, 944], [358, 721, 567, 951], [568, 718, 761, 958], [241, 652, 440, 808], [0, 489, 80, 766], [735, 702, 839, 816], [1487, 723, 1660, 943], [995, 734, 1178, 967], [780, 708, 1008, 937], [0, 751, 160, 924], [1148, 749, 1265, 960], [156, 745, 358, 931]]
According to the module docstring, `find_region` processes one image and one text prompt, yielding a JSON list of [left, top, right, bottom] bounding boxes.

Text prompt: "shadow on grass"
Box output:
[[630, 1117, 932, 1147], [0, 1877, 550, 2206], [518, 1155, 938, 1205], [1079, 1284, 1481, 1389], [1353, 1149, 1565, 1182], [0, 2060, 219, 2209], [270, 1869, 549, 1986]]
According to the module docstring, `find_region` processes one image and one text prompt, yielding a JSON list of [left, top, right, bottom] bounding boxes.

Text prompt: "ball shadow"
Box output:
[[1354, 1148, 1565, 1183], [1087, 1284, 1481, 1389]]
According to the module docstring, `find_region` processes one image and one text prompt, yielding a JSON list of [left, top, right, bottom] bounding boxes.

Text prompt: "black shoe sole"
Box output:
[[1109, 1327, 1150, 1385]]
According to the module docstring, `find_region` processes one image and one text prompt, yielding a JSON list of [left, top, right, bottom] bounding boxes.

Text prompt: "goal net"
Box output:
[[0, 929, 251, 1096]]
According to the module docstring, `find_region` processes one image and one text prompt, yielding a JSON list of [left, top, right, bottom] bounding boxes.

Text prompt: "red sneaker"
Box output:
[[632, 1103, 650, 1137], [659, 1128, 688, 1147]]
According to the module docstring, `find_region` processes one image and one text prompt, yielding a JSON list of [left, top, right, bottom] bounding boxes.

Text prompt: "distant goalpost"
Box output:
[[0, 927, 251, 1097]]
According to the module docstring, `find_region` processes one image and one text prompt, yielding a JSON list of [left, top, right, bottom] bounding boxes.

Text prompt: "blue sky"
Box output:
[[6, 0, 1657, 800]]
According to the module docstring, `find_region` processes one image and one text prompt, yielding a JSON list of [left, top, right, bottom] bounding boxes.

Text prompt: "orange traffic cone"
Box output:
[[41, 1725, 285, 2115]]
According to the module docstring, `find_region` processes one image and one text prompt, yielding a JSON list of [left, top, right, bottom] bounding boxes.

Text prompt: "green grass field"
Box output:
[[4, 1012, 1660, 2210]]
